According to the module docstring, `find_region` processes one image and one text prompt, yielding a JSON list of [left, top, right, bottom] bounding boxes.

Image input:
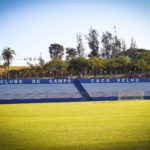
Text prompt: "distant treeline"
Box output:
[[1, 27, 150, 78]]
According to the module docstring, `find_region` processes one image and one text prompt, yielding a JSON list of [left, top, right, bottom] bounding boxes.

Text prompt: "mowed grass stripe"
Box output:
[[0, 100, 150, 150]]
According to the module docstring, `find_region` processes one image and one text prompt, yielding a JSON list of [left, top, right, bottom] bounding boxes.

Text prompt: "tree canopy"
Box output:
[[49, 44, 64, 59], [1, 27, 150, 78], [76, 33, 85, 57], [86, 27, 99, 57], [66, 48, 77, 60], [1, 47, 16, 71]]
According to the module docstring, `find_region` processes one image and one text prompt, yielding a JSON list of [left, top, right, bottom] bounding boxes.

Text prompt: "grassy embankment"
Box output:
[[0, 66, 29, 73]]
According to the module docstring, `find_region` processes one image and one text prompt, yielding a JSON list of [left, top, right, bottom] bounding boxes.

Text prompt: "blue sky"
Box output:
[[0, 0, 150, 66]]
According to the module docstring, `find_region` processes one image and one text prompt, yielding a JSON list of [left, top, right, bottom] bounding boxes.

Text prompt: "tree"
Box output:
[[3, 62, 9, 71], [101, 31, 113, 59], [105, 58, 118, 74], [116, 56, 130, 73], [88, 57, 104, 75], [66, 48, 77, 60], [121, 39, 127, 53], [135, 51, 150, 63], [44, 58, 67, 74], [49, 44, 64, 59], [125, 38, 137, 60], [38, 54, 45, 68], [67, 57, 88, 73], [0, 56, 2, 66], [125, 48, 148, 60], [133, 51, 150, 72], [76, 33, 84, 57], [133, 59, 148, 73], [86, 27, 99, 57], [112, 34, 121, 58], [101, 29, 126, 59], [1, 47, 16, 71], [130, 37, 137, 49], [24, 57, 35, 66], [105, 56, 130, 74]]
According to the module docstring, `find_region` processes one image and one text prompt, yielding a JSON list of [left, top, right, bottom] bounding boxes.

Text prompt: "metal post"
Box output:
[[15, 72, 17, 79], [43, 71, 45, 78]]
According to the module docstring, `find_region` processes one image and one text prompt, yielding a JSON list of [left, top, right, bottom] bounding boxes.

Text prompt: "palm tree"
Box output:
[[2, 47, 16, 71]]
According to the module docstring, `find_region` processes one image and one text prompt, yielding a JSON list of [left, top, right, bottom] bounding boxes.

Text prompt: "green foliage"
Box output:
[[86, 27, 99, 57], [130, 37, 137, 49], [49, 43, 64, 59], [76, 33, 84, 57], [101, 31, 113, 59], [2, 28, 150, 76], [121, 49, 150, 72], [38, 56, 45, 67], [135, 51, 150, 63], [0, 56, 2, 66], [121, 39, 127, 52], [112, 36, 121, 57], [116, 56, 130, 69], [67, 57, 88, 73], [88, 56, 104, 75], [125, 48, 149, 60], [1, 47, 16, 71], [66, 48, 77, 60], [44, 58, 67, 74], [132, 51, 150, 71], [2, 62, 9, 71], [105, 56, 131, 74], [101, 31, 123, 59], [133, 59, 148, 71]]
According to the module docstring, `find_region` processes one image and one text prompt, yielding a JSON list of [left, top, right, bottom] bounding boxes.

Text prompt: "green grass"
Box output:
[[0, 100, 150, 150]]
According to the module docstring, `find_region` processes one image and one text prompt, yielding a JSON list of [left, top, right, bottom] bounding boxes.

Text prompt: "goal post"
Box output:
[[118, 90, 144, 100]]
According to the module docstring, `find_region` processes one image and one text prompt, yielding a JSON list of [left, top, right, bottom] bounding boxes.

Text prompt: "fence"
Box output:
[[1, 70, 150, 79]]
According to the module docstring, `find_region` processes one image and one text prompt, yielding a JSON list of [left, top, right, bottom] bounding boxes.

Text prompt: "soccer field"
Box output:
[[0, 100, 150, 150]]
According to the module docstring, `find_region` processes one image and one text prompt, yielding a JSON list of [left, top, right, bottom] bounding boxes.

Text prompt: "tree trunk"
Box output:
[[8, 60, 10, 79], [8, 60, 10, 71]]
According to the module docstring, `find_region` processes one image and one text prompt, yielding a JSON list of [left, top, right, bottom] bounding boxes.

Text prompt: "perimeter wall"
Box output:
[[0, 78, 150, 104]]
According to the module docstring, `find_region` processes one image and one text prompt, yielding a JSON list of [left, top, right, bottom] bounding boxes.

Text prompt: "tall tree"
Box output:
[[121, 39, 127, 53], [112, 33, 121, 57], [1, 47, 16, 71], [49, 43, 64, 59], [76, 33, 84, 57], [66, 48, 77, 60], [86, 27, 99, 57], [38, 54, 45, 68], [0, 56, 2, 66], [130, 37, 137, 49], [126, 38, 138, 60], [101, 31, 113, 59]]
